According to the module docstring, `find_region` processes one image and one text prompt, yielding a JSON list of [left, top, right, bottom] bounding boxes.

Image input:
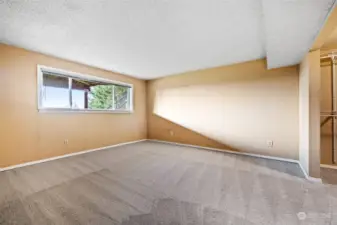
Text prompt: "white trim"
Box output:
[[149, 139, 323, 183], [297, 161, 322, 183], [37, 65, 134, 113], [306, 176, 323, 183], [297, 161, 308, 179], [304, 174, 323, 184], [37, 65, 132, 87], [129, 84, 134, 112], [112, 85, 116, 110], [38, 108, 134, 114], [321, 164, 337, 170], [0, 139, 147, 172], [0, 138, 323, 183], [149, 139, 298, 163]]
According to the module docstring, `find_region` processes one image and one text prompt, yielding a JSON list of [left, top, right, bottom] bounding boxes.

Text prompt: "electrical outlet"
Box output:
[[267, 140, 273, 148], [64, 139, 69, 145]]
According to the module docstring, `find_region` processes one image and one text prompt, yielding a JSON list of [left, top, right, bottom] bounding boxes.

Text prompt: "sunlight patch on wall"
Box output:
[[153, 77, 299, 159]]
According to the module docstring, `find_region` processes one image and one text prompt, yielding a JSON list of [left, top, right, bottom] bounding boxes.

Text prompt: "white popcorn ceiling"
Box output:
[[0, 0, 336, 79], [262, 0, 336, 69]]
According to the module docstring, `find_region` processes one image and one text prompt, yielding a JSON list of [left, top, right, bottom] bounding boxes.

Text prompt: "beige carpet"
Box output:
[[0, 141, 337, 225]]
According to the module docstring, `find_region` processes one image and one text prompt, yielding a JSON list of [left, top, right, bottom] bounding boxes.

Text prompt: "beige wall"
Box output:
[[1, 44, 320, 169], [321, 28, 337, 51], [299, 50, 321, 178], [299, 53, 310, 175], [320, 58, 334, 164], [147, 59, 300, 159], [311, 6, 337, 51], [320, 46, 337, 165], [0, 44, 147, 168]]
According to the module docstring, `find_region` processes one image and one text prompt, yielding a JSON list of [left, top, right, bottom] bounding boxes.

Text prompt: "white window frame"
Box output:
[[37, 65, 134, 113]]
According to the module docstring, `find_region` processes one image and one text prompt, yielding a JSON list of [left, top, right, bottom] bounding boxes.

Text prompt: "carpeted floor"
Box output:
[[0, 141, 337, 225], [321, 167, 337, 185]]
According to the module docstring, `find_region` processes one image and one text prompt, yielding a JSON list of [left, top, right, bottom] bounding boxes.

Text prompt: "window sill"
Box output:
[[38, 108, 133, 114]]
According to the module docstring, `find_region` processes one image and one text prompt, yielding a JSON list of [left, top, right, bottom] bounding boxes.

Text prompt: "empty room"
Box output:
[[1, 0, 337, 224]]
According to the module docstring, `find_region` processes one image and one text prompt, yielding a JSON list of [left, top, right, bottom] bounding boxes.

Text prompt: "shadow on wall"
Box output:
[[152, 76, 299, 159], [150, 114, 236, 151]]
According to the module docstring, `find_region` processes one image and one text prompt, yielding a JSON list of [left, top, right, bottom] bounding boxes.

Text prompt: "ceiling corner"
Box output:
[[311, 0, 337, 51]]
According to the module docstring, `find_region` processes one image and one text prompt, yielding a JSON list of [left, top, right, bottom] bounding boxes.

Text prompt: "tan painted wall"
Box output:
[[299, 50, 321, 178], [309, 50, 321, 178], [312, 5, 337, 51], [299, 56, 310, 174], [321, 27, 337, 51], [320, 46, 337, 165], [0, 44, 147, 168], [320, 59, 334, 164], [147, 59, 299, 160]]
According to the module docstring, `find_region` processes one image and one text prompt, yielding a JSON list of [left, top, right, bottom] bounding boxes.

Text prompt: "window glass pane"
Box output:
[[71, 78, 91, 109], [39, 67, 132, 112], [71, 78, 115, 110], [42, 73, 70, 108], [72, 89, 85, 109], [88, 84, 114, 110], [114, 85, 130, 110]]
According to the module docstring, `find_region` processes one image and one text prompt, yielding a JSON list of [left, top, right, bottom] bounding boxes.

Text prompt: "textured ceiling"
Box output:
[[0, 0, 336, 79], [263, 0, 336, 69]]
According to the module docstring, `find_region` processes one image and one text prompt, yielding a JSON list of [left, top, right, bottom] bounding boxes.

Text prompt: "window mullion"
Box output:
[[37, 65, 133, 112], [129, 87, 132, 111], [69, 78, 73, 108], [130, 87, 133, 111], [112, 85, 115, 110]]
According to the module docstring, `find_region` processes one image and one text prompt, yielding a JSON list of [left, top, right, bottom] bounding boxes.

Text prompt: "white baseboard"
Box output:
[[0, 139, 147, 172], [298, 161, 322, 183], [306, 176, 322, 183], [321, 164, 337, 170], [0, 138, 323, 183], [149, 139, 298, 163], [149, 139, 323, 183]]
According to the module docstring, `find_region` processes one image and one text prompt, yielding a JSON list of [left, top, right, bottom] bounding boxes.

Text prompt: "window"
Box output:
[[38, 65, 133, 112]]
